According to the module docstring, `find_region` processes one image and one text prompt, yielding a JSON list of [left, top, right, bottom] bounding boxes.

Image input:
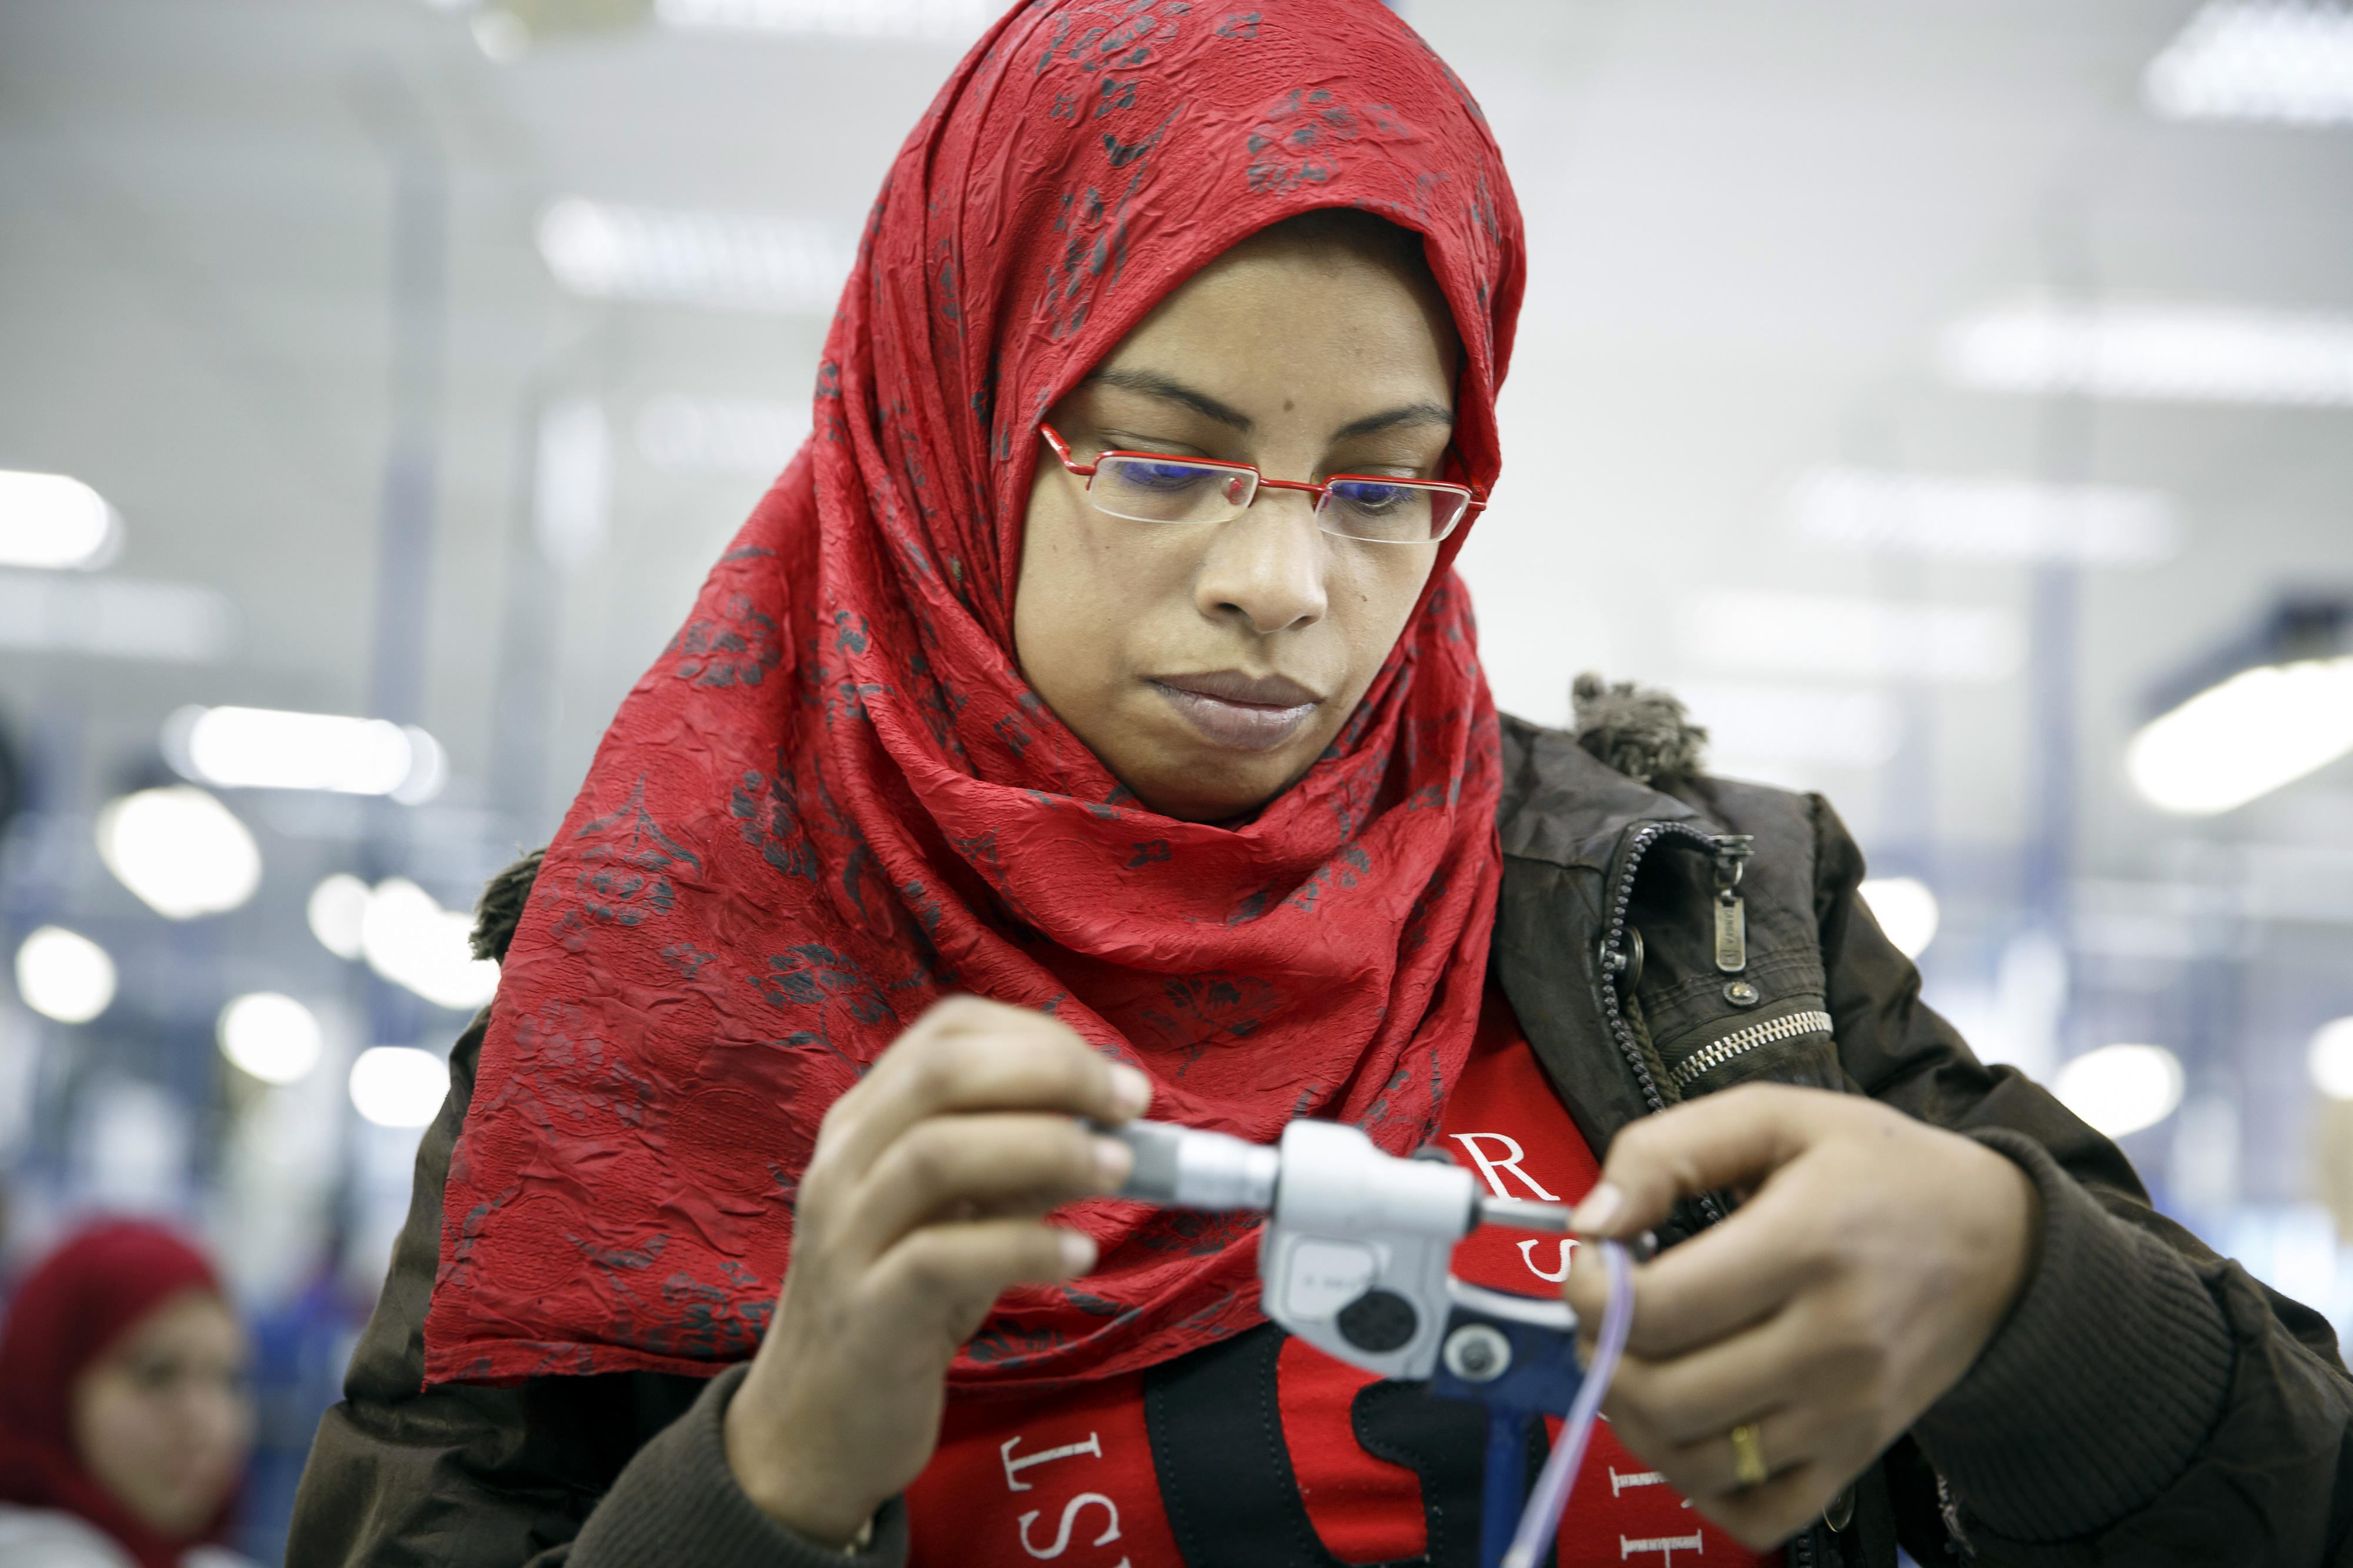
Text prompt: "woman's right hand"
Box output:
[[721, 996, 1150, 1547]]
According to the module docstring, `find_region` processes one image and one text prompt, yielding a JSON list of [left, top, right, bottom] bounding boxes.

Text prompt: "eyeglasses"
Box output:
[[1038, 424, 1482, 545]]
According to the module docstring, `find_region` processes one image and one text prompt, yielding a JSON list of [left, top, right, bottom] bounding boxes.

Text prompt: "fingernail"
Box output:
[[1572, 1182, 1626, 1236], [1059, 1230, 1099, 1278], [1093, 1135, 1134, 1190], [1107, 1063, 1151, 1120]]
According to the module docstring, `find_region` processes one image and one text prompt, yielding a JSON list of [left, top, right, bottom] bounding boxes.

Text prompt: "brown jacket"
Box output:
[[286, 712, 2353, 1567]]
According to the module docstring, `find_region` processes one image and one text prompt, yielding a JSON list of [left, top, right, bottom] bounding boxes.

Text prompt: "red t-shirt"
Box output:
[[905, 991, 1774, 1568]]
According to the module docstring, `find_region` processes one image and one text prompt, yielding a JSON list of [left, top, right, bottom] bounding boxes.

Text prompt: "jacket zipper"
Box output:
[[1601, 825, 1838, 1566], [1712, 833, 1753, 972], [1667, 1009, 1834, 1092], [1595, 820, 1738, 1227]]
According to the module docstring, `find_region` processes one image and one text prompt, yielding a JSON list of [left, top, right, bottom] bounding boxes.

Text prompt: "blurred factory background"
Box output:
[[1, 0, 2349, 1556]]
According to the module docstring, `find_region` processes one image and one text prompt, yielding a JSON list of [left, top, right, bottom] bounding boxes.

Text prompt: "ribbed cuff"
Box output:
[[1912, 1128, 2234, 1543], [568, 1363, 909, 1568]]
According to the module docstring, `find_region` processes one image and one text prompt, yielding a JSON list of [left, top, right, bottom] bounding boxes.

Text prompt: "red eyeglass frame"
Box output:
[[1036, 423, 1485, 541]]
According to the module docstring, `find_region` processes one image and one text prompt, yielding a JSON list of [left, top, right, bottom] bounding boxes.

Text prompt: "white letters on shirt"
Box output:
[[1448, 1133, 1561, 1202], [1000, 1433, 1102, 1492], [1516, 1238, 1575, 1282], [1018, 1494, 1121, 1559]]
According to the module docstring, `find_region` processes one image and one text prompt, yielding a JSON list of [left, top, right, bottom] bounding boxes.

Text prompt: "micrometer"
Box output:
[[1102, 1118, 1642, 1568]]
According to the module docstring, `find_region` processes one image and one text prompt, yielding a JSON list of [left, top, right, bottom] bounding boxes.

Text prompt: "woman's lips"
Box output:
[[1150, 672, 1322, 752]]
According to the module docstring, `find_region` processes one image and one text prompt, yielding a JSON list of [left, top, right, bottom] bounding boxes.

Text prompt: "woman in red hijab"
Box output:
[[291, 2, 2349, 1564], [0, 1222, 255, 1568]]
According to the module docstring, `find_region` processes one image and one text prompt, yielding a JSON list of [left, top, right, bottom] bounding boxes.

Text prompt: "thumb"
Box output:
[[1568, 1083, 1817, 1237]]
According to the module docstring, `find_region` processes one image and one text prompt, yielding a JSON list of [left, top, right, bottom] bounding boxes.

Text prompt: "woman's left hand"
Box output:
[[1561, 1082, 2038, 1550]]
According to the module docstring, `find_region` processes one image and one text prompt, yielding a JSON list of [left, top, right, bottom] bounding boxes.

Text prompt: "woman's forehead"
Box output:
[[1077, 252, 1459, 428]]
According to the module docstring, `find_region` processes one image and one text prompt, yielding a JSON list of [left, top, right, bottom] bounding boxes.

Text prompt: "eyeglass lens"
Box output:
[[1091, 453, 1462, 543]]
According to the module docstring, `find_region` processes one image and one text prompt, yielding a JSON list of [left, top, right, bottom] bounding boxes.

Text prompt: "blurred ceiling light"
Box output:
[[96, 786, 262, 920], [444, 0, 659, 56], [307, 873, 371, 960], [164, 705, 446, 803], [0, 572, 234, 662], [0, 471, 121, 569], [536, 397, 611, 571], [1677, 683, 1904, 769], [2308, 1016, 2353, 1099], [359, 878, 500, 1011], [1680, 590, 2023, 684], [656, 0, 991, 40], [473, 9, 532, 56], [2145, 0, 2353, 126], [218, 992, 324, 1086], [1789, 468, 2181, 568], [1858, 876, 1941, 959], [636, 393, 808, 476], [537, 197, 857, 314], [14, 926, 116, 1023], [2127, 656, 2353, 813], [1939, 296, 2353, 406], [349, 1045, 450, 1128], [2053, 1043, 2185, 1137]]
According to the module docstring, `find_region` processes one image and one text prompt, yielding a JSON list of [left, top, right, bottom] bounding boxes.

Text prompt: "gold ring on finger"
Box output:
[[1728, 1420, 1768, 1489]]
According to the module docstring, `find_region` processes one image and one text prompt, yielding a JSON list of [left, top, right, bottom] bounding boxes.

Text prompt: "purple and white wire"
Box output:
[[1499, 1236, 1635, 1568]]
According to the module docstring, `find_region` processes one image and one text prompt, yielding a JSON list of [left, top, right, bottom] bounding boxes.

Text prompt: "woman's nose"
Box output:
[[1192, 490, 1328, 635]]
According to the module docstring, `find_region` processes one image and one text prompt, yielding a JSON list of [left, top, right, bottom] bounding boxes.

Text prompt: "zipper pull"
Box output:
[[1711, 835, 1753, 974]]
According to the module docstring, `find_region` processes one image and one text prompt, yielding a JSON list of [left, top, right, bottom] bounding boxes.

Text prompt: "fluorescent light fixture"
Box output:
[[0, 571, 233, 662], [1680, 590, 2022, 684], [1677, 682, 1904, 769], [1939, 296, 2353, 406], [1858, 876, 1941, 959], [14, 926, 116, 1023], [349, 1045, 450, 1128], [636, 393, 808, 476], [1790, 468, 2181, 568], [164, 705, 446, 803], [2126, 655, 2353, 813], [359, 878, 500, 1011], [536, 397, 611, 571], [96, 786, 262, 920], [0, 471, 121, 569], [655, 0, 992, 41], [308, 873, 371, 960], [2309, 1016, 2353, 1099], [2053, 1043, 2185, 1137], [537, 198, 857, 314], [2145, 1, 2353, 126], [218, 992, 324, 1086]]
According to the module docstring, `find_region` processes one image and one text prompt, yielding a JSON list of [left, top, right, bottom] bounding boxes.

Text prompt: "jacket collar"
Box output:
[[1495, 712, 1707, 870]]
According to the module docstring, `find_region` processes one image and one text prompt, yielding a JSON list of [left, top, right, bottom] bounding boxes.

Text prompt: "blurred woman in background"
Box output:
[[0, 1222, 256, 1568]]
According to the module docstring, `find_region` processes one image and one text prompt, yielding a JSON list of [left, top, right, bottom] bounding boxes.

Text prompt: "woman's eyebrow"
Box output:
[[1086, 369, 1255, 432], [1329, 402, 1455, 442]]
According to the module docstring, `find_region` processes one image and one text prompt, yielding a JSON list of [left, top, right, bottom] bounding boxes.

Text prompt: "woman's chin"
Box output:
[[1118, 742, 1323, 824]]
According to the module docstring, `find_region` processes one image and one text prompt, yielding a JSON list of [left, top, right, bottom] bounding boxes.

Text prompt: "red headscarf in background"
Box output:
[[0, 1221, 233, 1568], [426, 0, 1525, 1390]]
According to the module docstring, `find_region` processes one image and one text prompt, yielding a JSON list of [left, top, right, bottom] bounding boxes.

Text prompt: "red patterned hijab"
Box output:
[[426, 0, 1525, 1390], [0, 1222, 238, 1568]]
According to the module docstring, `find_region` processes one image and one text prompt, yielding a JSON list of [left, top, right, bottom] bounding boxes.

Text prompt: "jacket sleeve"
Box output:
[[1811, 795, 2353, 1564], [285, 1006, 909, 1568]]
